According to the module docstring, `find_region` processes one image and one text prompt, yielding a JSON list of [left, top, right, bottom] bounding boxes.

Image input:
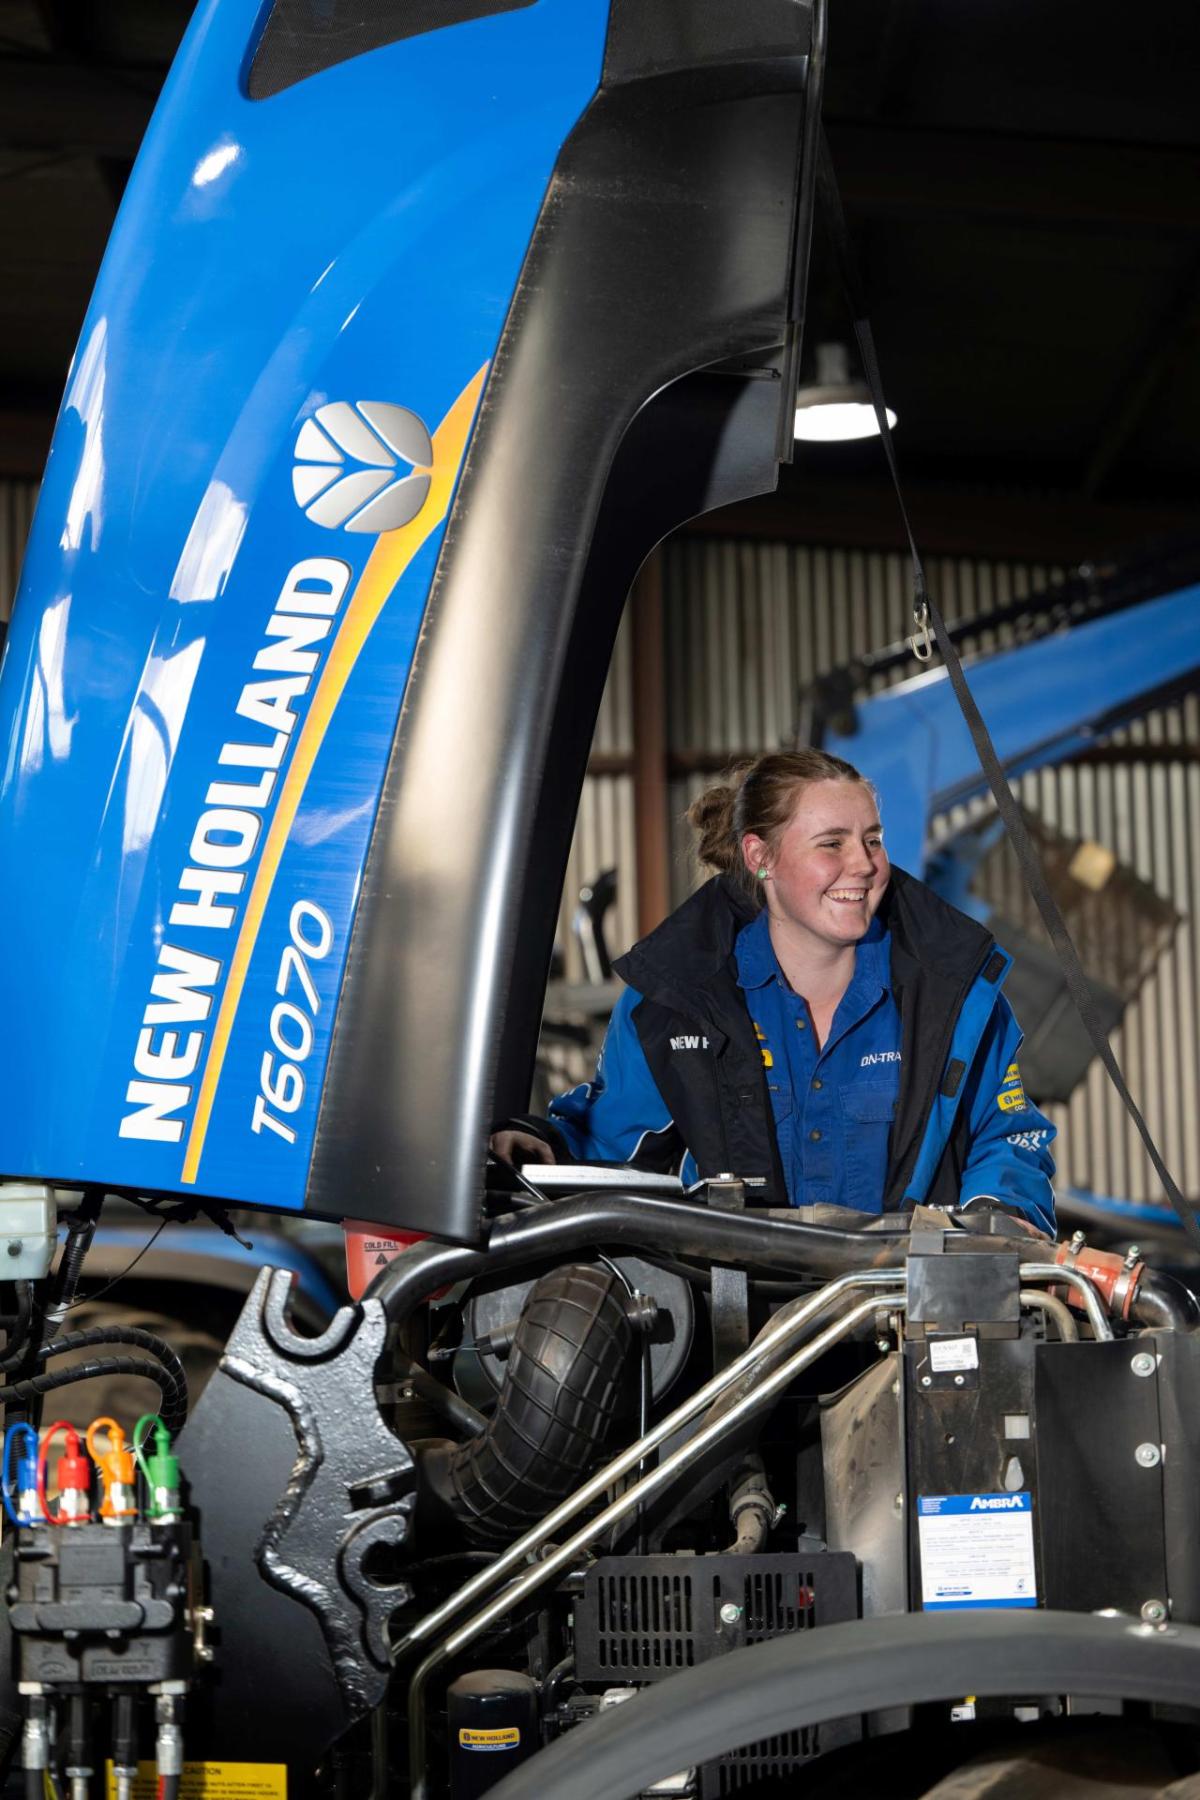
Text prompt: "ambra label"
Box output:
[[918, 1492, 1037, 1610]]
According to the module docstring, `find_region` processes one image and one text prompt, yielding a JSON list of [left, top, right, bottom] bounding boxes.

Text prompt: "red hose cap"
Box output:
[[57, 1448, 91, 1492]]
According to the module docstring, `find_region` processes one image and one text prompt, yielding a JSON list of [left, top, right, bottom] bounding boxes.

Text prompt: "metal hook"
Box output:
[[908, 600, 934, 664]]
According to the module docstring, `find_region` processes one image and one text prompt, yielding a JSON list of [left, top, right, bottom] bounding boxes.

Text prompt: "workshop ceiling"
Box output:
[[1, 0, 1197, 558]]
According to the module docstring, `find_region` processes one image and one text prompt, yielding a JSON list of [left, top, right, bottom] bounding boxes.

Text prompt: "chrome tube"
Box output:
[[1019, 1287, 1079, 1343], [405, 1291, 906, 1800], [1019, 1261, 1112, 1340], [393, 1267, 903, 1661]]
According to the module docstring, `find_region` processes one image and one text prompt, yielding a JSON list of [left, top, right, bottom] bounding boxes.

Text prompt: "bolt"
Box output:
[[921, 1375, 932, 1388], [195, 1606, 215, 1625], [1124, 1244, 1141, 1270], [5, 1242, 21, 1259], [1141, 1599, 1168, 1625], [1131, 1352, 1156, 1378], [1135, 1442, 1162, 1468], [196, 1645, 215, 1664], [719, 1603, 742, 1626], [953, 1375, 965, 1387], [875, 1338, 891, 1353]]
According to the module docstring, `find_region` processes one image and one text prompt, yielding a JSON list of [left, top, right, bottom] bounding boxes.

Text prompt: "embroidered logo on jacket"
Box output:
[[670, 1034, 710, 1052], [996, 1060, 1028, 1113], [752, 1022, 773, 1069]]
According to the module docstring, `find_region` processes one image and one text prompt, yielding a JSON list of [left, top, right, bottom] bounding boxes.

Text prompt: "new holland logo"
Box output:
[[292, 401, 434, 533]]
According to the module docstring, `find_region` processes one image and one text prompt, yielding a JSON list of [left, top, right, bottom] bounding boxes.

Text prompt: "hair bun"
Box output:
[[686, 749, 869, 899]]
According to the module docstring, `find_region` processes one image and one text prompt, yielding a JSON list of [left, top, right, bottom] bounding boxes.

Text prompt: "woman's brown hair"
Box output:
[[687, 748, 872, 904]]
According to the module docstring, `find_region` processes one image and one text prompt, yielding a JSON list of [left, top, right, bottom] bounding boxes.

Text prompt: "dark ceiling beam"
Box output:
[[869, 0, 923, 119], [32, 0, 104, 60], [0, 57, 156, 158], [3, 59, 1197, 236], [1081, 251, 1200, 497], [28, 1, 134, 213], [699, 474, 1200, 565], [826, 119, 1200, 233]]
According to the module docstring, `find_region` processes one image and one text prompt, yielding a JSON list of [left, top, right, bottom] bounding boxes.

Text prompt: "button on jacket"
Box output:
[[548, 870, 1056, 1234]]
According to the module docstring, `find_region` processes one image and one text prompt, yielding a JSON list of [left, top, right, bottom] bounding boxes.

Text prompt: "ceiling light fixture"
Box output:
[[793, 341, 897, 443]]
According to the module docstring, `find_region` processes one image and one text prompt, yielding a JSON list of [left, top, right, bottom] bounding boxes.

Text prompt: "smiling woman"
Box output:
[[492, 750, 1057, 1236]]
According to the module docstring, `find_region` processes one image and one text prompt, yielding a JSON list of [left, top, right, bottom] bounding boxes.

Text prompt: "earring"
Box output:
[[756, 868, 768, 882]]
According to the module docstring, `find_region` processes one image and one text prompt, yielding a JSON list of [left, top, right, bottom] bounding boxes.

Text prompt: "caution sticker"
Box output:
[[458, 1727, 521, 1752], [106, 1763, 286, 1798]]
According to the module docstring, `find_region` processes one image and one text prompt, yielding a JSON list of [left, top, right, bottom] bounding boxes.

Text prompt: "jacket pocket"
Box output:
[[839, 1082, 897, 1211]]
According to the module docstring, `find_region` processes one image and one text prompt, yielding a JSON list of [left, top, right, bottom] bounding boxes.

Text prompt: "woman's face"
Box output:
[[743, 779, 890, 951]]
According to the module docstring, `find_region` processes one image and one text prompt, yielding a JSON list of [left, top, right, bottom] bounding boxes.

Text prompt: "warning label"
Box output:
[[458, 1727, 521, 1752], [106, 1763, 286, 1798]]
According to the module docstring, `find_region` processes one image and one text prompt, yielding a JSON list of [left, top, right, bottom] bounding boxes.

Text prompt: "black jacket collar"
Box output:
[[616, 866, 995, 1012]]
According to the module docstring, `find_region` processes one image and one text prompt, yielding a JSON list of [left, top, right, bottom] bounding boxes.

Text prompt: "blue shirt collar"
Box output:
[[735, 907, 890, 995]]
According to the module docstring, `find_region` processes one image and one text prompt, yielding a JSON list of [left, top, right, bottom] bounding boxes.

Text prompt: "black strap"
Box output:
[[817, 132, 1200, 1251]]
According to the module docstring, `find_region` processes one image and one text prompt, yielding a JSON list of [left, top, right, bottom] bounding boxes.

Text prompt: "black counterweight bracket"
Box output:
[[219, 1268, 415, 1716]]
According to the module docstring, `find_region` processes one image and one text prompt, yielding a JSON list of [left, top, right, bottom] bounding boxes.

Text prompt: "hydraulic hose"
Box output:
[[0, 1285, 33, 1376], [421, 1265, 632, 1544], [371, 1193, 906, 1327], [44, 1192, 104, 1340], [0, 1359, 186, 1439]]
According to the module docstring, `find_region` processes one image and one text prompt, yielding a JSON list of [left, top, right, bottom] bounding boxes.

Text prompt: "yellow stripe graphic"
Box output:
[[181, 364, 488, 1185]]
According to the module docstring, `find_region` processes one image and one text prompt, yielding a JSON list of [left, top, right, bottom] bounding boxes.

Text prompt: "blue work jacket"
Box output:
[[549, 873, 1057, 1235]]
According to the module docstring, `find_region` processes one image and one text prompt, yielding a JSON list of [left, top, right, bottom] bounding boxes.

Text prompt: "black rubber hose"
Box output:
[[420, 1264, 632, 1545], [0, 1358, 186, 1438], [1133, 1268, 1200, 1331], [371, 1194, 903, 1327], [485, 1610, 1200, 1800], [36, 1325, 189, 1405], [44, 1192, 104, 1340], [0, 1284, 33, 1375]]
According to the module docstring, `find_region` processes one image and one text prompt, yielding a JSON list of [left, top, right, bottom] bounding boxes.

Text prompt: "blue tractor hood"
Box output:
[[0, 0, 820, 1240]]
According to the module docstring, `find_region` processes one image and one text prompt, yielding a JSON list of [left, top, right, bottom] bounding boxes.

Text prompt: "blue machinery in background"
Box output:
[[820, 561, 1200, 1228], [823, 577, 1200, 877]]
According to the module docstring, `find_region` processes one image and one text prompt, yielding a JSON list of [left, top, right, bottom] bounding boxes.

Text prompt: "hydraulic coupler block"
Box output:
[[9, 1519, 201, 1689]]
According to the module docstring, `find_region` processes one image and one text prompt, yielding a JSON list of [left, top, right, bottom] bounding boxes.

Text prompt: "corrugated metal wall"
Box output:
[[556, 608, 639, 982], [1007, 708, 1200, 1202], [0, 479, 38, 622]]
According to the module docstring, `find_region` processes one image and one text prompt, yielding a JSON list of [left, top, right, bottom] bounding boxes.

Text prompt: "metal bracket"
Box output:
[[706, 1176, 750, 1372], [219, 1268, 415, 1716]]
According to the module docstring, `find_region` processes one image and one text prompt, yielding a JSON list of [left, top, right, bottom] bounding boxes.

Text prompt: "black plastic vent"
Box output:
[[591, 1567, 697, 1675], [247, 0, 537, 99], [707, 1729, 821, 1797], [577, 1553, 856, 1685], [742, 1566, 816, 1641], [577, 1554, 860, 1793]]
